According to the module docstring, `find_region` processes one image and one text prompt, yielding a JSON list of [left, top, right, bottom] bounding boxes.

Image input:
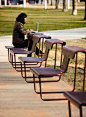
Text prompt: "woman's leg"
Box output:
[[13, 40, 32, 57]]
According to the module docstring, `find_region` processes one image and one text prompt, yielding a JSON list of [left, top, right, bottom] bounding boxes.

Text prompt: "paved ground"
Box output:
[[42, 27, 86, 40], [0, 28, 86, 117]]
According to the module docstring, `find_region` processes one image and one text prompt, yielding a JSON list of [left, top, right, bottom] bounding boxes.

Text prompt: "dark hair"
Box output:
[[16, 13, 27, 24]]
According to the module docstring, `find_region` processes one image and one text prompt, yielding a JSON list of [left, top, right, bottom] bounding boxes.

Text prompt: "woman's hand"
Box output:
[[29, 29, 34, 32]]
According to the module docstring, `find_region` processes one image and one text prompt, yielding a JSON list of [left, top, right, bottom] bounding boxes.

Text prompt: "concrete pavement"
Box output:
[[42, 27, 86, 40], [0, 28, 86, 117]]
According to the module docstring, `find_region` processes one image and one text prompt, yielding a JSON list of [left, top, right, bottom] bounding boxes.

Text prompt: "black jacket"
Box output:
[[12, 21, 30, 45]]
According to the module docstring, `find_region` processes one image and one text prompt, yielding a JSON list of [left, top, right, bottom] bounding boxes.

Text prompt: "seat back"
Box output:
[[43, 39, 53, 61], [60, 46, 76, 73], [60, 55, 70, 73], [60, 46, 86, 73], [31, 34, 51, 57], [27, 33, 39, 52]]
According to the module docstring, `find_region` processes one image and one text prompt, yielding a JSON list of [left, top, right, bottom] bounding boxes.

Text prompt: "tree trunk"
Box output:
[[56, 0, 60, 9], [51, 0, 54, 6], [63, 0, 68, 12], [0, 0, 1, 6], [77, 0, 80, 2], [84, 0, 86, 19], [5, 0, 7, 6], [72, 0, 77, 15]]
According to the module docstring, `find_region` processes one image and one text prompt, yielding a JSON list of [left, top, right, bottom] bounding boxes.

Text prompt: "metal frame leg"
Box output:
[[37, 76, 67, 101], [73, 53, 78, 91], [54, 43, 57, 69], [14, 54, 16, 69], [80, 106, 83, 117], [33, 74, 39, 93], [83, 53, 86, 91], [39, 77, 43, 100], [68, 101, 71, 117]]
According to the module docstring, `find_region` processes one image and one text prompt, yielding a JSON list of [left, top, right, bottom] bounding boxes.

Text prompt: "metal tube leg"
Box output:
[[33, 74, 39, 94], [24, 63, 27, 81], [11, 54, 13, 66], [21, 62, 23, 77], [8, 49, 9, 61], [14, 54, 16, 69], [68, 101, 71, 117], [80, 107, 83, 117], [73, 53, 78, 91], [83, 53, 86, 91], [41, 38, 44, 58], [60, 45, 63, 68], [33, 74, 36, 92], [54, 43, 57, 69], [39, 77, 43, 99], [10, 53, 12, 64], [9, 52, 11, 62]]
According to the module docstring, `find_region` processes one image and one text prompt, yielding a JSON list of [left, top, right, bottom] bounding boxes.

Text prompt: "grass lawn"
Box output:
[[0, 7, 86, 36]]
